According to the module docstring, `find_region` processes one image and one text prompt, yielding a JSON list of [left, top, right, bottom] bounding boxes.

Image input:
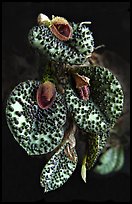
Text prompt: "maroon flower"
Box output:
[[73, 73, 90, 101], [36, 81, 56, 109], [50, 16, 72, 41]]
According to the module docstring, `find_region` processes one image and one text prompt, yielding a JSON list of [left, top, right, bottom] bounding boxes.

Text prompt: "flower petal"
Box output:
[[6, 80, 67, 155]]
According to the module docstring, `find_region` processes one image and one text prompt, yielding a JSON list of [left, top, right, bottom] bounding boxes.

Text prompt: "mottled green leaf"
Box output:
[[114, 146, 124, 171], [6, 80, 67, 155], [78, 65, 124, 127], [40, 141, 78, 193], [94, 146, 124, 175]]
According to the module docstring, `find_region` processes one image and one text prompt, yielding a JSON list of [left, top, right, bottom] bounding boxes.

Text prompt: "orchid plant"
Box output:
[[6, 13, 124, 193]]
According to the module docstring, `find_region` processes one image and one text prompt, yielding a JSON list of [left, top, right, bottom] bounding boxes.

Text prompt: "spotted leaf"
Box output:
[[78, 65, 124, 127], [65, 85, 109, 135], [6, 80, 67, 155], [40, 141, 78, 192], [28, 21, 94, 65]]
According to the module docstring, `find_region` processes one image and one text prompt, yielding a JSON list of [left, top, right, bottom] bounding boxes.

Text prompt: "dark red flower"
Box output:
[[36, 81, 56, 109], [73, 73, 90, 101], [50, 17, 72, 41]]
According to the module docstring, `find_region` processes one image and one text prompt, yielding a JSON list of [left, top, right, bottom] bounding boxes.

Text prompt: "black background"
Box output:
[[2, 2, 130, 202]]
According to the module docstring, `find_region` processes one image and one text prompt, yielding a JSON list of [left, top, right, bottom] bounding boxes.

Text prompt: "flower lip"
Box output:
[[36, 81, 56, 109], [54, 24, 71, 37], [50, 16, 72, 41], [78, 86, 90, 101]]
